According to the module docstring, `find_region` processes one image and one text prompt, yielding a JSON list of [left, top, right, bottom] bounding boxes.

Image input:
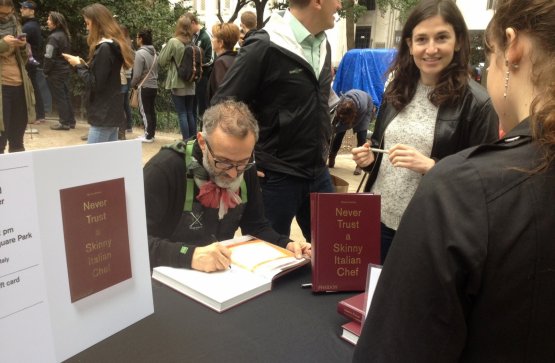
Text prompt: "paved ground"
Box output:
[[23, 118, 366, 241]]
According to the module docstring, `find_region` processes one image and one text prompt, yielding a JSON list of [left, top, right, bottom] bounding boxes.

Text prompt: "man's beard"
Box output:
[[202, 152, 244, 190]]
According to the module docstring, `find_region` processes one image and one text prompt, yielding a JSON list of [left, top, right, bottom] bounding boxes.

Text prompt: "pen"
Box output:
[[212, 234, 232, 269], [370, 147, 389, 154]]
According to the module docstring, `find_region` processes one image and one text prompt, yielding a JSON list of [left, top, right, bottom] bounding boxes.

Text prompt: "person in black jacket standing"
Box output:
[[184, 13, 213, 124], [19, 0, 48, 124], [45, 11, 75, 131], [206, 22, 239, 103], [354, 0, 555, 360], [212, 0, 342, 241], [63, 3, 134, 143]]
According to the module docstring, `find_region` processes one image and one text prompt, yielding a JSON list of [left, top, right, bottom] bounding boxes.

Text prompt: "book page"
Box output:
[[364, 264, 382, 315], [227, 239, 298, 272]]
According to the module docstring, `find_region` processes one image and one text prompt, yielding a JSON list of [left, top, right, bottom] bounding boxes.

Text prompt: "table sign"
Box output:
[[0, 141, 153, 362]]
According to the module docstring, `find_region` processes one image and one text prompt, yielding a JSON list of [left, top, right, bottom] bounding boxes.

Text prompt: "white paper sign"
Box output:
[[0, 153, 56, 362], [0, 141, 154, 362]]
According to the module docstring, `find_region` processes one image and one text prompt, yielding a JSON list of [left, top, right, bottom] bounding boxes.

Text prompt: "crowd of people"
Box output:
[[2, 0, 555, 359]]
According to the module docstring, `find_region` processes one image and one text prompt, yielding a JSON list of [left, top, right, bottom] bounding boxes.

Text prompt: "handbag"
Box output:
[[129, 87, 140, 108], [129, 53, 157, 108]]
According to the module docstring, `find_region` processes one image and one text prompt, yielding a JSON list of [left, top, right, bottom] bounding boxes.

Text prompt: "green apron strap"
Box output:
[[240, 179, 247, 203], [184, 141, 195, 212]]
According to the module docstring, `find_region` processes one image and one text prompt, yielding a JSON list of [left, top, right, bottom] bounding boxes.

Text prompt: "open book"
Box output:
[[152, 236, 309, 312]]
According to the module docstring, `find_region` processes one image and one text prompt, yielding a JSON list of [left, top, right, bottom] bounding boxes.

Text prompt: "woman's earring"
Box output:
[[504, 59, 510, 99]]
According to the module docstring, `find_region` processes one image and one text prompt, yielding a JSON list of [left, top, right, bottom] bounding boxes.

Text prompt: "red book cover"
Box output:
[[340, 320, 362, 346], [60, 178, 132, 302], [310, 192, 380, 292], [337, 292, 366, 323]]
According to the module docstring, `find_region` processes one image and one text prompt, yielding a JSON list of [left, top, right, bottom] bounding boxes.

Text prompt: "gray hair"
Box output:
[[202, 100, 259, 141]]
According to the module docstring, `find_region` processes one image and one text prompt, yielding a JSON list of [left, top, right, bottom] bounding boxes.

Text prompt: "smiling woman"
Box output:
[[351, 0, 499, 263]]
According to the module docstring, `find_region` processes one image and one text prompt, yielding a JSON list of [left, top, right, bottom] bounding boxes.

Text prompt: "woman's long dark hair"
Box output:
[[384, 0, 470, 110], [48, 11, 71, 42]]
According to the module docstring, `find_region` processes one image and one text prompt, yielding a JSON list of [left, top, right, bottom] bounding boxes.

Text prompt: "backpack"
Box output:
[[173, 42, 203, 83]]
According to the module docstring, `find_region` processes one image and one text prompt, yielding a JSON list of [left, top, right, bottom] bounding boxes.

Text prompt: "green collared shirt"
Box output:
[[289, 14, 326, 77]]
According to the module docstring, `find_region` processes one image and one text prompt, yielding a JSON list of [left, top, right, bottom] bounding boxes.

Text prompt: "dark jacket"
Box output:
[[75, 40, 124, 127], [354, 120, 555, 362], [194, 26, 213, 71], [44, 28, 71, 77], [144, 140, 290, 269], [207, 49, 237, 103], [21, 17, 43, 64], [212, 13, 333, 180], [334, 89, 373, 133], [363, 80, 499, 191]]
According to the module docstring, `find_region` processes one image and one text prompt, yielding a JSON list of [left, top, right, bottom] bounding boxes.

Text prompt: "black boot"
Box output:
[[328, 154, 336, 168]]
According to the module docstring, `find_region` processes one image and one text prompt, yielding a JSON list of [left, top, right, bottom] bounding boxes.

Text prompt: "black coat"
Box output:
[[363, 80, 499, 191], [43, 28, 71, 77], [21, 17, 43, 64], [75, 40, 123, 127], [212, 30, 332, 179], [354, 120, 555, 362]]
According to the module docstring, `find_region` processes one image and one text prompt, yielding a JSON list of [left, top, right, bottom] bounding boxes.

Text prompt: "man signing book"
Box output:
[[144, 100, 311, 272]]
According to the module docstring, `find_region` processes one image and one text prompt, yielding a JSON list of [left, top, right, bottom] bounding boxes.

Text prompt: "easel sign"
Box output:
[[0, 141, 153, 362]]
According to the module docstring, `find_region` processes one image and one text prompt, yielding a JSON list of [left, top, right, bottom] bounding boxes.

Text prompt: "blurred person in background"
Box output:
[[20, 0, 47, 125], [63, 3, 134, 143], [45, 11, 75, 131], [0, 0, 34, 153], [207, 22, 240, 103], [158, 15, 196, 140], [131, 28, 158, 143]]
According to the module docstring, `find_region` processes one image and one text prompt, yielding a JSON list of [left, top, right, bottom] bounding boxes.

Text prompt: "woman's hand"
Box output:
[[62, 53, 82, 67], [2, 35, 26, 48], [388, 144, 435, 174], [351, 143, 375, 168]]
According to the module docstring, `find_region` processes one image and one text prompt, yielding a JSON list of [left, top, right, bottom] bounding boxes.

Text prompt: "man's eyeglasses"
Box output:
[[204, 138, 255, 172]]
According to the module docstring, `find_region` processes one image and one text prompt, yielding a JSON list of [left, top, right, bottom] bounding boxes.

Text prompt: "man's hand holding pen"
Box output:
[[191, 242, 232, 272], [287, 241, 312, 259]]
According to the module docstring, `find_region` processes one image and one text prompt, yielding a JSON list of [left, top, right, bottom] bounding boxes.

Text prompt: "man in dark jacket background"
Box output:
[[185, 13, 213, 124], [212, 0, 342, 241], [20, 0, 50, 124]]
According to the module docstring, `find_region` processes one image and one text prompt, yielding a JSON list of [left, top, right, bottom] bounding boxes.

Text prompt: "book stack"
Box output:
[[337, 292, 366, 345]]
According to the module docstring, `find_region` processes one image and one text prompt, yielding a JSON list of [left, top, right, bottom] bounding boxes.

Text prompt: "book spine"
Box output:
[[310, 193, 319, 287], [337, 301, 363, 323]]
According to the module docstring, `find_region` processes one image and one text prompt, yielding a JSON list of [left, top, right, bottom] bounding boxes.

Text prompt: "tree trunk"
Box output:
[[346, 16, 355, 49]]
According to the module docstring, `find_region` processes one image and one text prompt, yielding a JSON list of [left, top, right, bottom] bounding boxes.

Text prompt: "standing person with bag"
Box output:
[[158, 15, 196, 140], [0, 0, 34, 154], [63, 3, 134, 144], [131, 29, 158, 143], [351, 0, 499, 263]]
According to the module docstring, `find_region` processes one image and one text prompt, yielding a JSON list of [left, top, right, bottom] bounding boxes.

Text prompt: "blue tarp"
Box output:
[[333, 49, 397, 109]]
